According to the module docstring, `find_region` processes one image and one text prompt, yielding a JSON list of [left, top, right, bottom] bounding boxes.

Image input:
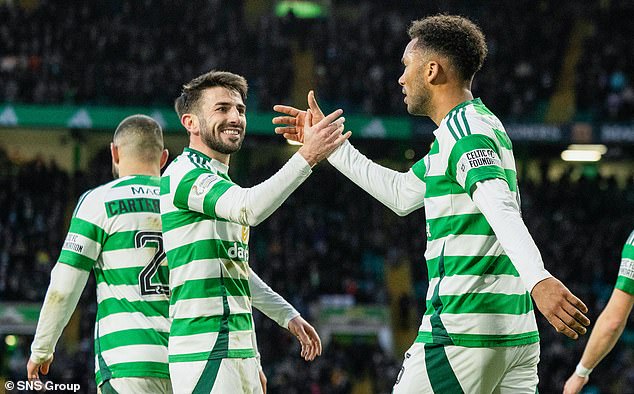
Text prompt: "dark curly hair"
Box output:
[[408, 15, 487, 82]]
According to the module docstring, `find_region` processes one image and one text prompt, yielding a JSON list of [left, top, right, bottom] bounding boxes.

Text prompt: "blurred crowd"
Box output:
[[576, 1, 634, 122], [1, 0, 631, 121], [0, 141, 633, 393]]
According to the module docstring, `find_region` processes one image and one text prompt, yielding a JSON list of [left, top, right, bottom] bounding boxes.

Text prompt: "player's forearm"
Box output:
[[327, 141, 425, 216], [30, 263, 90, 362], [472, 179, 551, 292], [579, 312, 625, 370], [215, 153, 312, 226], [579, 290, 633, 369], [249, 269, 299, 329]]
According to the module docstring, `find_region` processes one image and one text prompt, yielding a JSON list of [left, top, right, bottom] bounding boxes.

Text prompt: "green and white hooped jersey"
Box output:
[[615, 229, 634, 295], [160, 148, 256, 364], [58, 175, 170, 385], [411, 98, 539, 347]]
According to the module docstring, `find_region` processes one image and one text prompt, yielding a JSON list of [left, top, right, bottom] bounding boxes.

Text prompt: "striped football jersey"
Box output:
[[58, 175, 170, 385], [160, 148, 256, 365], [411, 98, 539, 347]]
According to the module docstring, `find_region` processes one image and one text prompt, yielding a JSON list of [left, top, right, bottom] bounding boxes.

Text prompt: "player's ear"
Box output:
[[426, 60, 440, 83], [160, 149, 169, 169], [110, 142, 120, 164], [181, 113, 200, 136]]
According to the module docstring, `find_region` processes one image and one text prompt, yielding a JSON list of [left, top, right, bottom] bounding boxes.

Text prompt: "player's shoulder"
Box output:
[[625, 229, 634, 247], [72, 179, 116, 219]]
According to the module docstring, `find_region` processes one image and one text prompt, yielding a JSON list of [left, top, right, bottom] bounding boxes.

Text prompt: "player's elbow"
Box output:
[[603, 315, 627, 336], [390, 203, 416, 217], [392, 207, 410, 217]]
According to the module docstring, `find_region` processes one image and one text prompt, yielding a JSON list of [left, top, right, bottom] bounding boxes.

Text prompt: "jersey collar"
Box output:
[[434, 97, 482, 137], [183, 147, 229, 175]]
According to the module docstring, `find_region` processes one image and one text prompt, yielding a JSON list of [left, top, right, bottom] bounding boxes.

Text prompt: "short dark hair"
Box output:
[[113, 114, 164, 161], [408, 15, 487, 81], [174, 70, 248, 118]]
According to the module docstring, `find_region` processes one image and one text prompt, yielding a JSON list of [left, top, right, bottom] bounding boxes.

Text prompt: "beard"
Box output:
[[407, 84, 433, 117], [200, 119, 244, 155]]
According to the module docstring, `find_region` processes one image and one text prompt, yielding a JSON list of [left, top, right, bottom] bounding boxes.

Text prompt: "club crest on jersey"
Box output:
[[192, 174, 218, 196]]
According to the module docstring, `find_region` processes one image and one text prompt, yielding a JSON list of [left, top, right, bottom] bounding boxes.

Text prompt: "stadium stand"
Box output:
[[1, 0, 633, 393]]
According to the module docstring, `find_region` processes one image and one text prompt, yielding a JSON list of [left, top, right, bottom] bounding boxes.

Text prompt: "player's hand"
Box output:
[[531, 277, 590, 339], [27, 354, 53, 381], [273, 90, 326, 144], [563, 373, 589, 394], [258, 369, 267, 394], [296, 108, 351, 167], [287, 316, 322, 361]]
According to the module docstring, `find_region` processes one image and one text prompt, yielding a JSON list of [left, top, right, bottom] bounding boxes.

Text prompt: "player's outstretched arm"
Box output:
[[472, 178, 590, 339], [213, 108, 348, 227], [273, 91, 426, 216], [27, 263, 90, 380], [563, 289, 634, 394]]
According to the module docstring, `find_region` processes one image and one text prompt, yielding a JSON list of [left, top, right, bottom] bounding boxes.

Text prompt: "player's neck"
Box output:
[[430, 87, 473, 126], [117, 162, 161, 177]]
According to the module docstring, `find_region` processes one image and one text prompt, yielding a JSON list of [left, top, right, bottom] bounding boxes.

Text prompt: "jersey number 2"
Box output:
[[135, 231, 169, 296]]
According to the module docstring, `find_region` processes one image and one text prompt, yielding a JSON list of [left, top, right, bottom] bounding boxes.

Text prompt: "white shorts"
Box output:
[[169, 358, 262, 394], [393, 342, 540, 394], [97, 377, 172, 394]]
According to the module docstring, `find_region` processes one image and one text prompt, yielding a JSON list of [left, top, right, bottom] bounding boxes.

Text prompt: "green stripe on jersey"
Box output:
[[170, 313, 253, 336], [98, 329, 169, 352], [95, 265, 169, 286], [416, 331, 539, 347], [113, 175, 160, 188], [170, 277, 251, 304], [58, 252, 95, 271], [423, 293, 533, 315], [425, 169, 517, 198], [411, 158, 426, 181], [166, 239, 248, 269], [68, 217, 107, 243], [168, 349, 256, 363], [96, 362, 169, 385], [426, 213, 494, 241], [426, 255, 519, 278]]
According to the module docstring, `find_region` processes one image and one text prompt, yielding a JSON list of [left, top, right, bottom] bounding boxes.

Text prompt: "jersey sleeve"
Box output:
[[172, 167, 235, 218], [446, 134, 507, 196], [57, 190, 107, 271], [615, 230, 634, 295]]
